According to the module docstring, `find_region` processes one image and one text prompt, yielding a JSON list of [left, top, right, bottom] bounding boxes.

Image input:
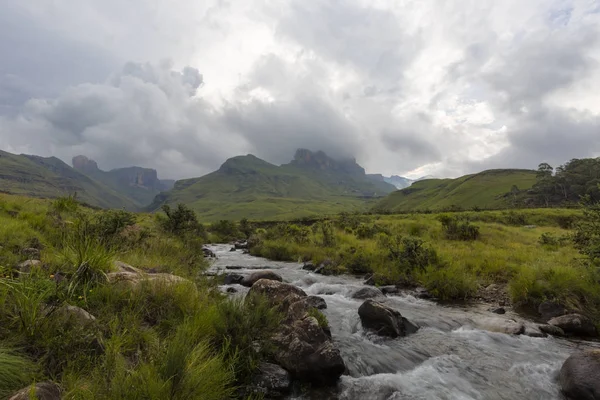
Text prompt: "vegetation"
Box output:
[[0, 193, 281, 399], [148, 150, 396, 221], [374, 169, 538, 213], [249, 207, 600, 321]]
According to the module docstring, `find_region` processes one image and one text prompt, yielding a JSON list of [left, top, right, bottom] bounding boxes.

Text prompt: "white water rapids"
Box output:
[[208, 244, 599, 400]]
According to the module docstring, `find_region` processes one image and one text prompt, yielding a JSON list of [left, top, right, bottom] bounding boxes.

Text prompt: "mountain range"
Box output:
[[0, 147, 542, 219]]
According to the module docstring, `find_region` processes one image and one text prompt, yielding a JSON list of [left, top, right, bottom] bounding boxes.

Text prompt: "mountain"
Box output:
[[149, 149, 397, 221], [374, 169, 538, 213], [383, 175, 413, 189], [0, 150, 138, 209], [72, 155, 173, 207]]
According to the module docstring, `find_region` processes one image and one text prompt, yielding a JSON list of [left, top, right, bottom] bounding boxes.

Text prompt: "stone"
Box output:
[[302, 263, 317, 271], [202, 247, 217, 258], [380, 285, 399, 295], [363, 274, 375, 285], [538, 301, 567, 321], [247, 279, 307, 308], [560, 350, 600, 400], [474, 317, 524, 335], [358, 299, 419, 338], [249, 362, 291, 398], [226, 287, 238, 293], [9, 382, 60, 400], [230, 247, 236, 252], [56, 305, 96, 325], [414, 287, 432, 299], [548, 314, 598, 337], [522, 324, 547, 338], [490, 307, 506, 315], [21, 247, 40, 259], [17, 259, 42, 274], [352, 286, 384, 300], [234, 241, 248, 250], [114, 261, 142, 274], [106, 270, 190, 288], [223, 274, 244, 285], [539, 324, 565, 337], [241, 271, 283, 287], [304, 295, 327, 310]]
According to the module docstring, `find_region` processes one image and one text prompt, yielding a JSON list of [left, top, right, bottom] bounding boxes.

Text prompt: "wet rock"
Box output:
[[352, 286, 384, 300], [414, 287, 432, 299], [9, 382, 60, 400], [223, 274, 244, 285], [21, 247, 40, 259], [17, 259, 42, 274], [225, 265, 244, 270], [538, 301, 567, 321], [522, 324, 547, 338], [363, 274, 375, 285], [241, 271, 283, 287], [539, 324, 566, 337], [358, 299, 419, 338], [202, 247, 217, 258], [490, 307, 506, 315], [247, 280, 345, 385], [302, 263, 317, 271], [548, 314, 598, 337], [380, 285, 399, 295], [226, 287, 238, 293], [305, 295, 327, 310], [560, 350, 600, 400], [247, 279, 307, 307], [235, 241, 248, 250], [249, 362, 291, 398], [475, 317, 524, 335], [230, 247, 236, 252]]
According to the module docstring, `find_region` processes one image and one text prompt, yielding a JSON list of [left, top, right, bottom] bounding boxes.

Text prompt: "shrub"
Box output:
[[307, 308, 329, 329], [355, 223, 387, 239], [239, 218, 253, 239], [438, 215, 480, 241], [538, 232, 571, 247], [0, 348, 37, 399], [160, 204, 204, 238], [314, 221, 336, 247], [504, 211, 528, 226], [378, 235, 438, 274], [573, 196, 600, 263], [209, 220, 239, 241], [52, 194, 79, 213], [418, 264, 477, 300]]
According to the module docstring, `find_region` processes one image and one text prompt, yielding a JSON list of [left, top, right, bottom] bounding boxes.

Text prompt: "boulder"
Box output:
[[21, 247, 40, 259], [249, 362, 291, 398], [352, 286, 384, 300], [474, 317, 524, 335], [247, 280, 345, 385], [9, 382, 60, 400], [548, 314, 598, 337], [302, 263, 317, 271], [539, 324, 565, 337], [241, 271, 283, 287], [522, 324, 546, 338], [226, 287, 238, 293], [560, 350, 600, 400], [114, 261, 142, 274], [202, 247, 217, 258], [380, 285, 399, 295], [538, 301, 567, 321], [107, 270, 190, 288], [223, 274, 244, 285], [490, 307, 506, 315], [17, 259, 42, 274], [358, 299, 419, 338], [56, 305, 96, 325], [305, 295, 327, 310], [363, 274, 375, 286], [230, 247, 236, 252], [234, 241, 248, 250], [414, 287, 433, 299]]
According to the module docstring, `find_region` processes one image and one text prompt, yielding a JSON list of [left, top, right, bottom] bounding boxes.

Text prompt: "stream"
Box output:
[[207, 244, 599, 400]]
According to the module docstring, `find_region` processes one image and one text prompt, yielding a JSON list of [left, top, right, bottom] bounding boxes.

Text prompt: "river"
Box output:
[[207, 244, 599, 400]]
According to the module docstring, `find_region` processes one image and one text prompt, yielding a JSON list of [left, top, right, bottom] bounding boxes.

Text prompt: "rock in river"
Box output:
[[352, 286, 384, 300], [241, 271, 283, 287], [548, 314, 598, 337], [9, 382, 60, 400], [560, 350, 600, 400], [358, 299, 419, 338]]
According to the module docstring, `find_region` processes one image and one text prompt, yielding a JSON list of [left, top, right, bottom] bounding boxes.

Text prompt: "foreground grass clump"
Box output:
[[248, 207, 600, 318], [0, 194, 281, 398]]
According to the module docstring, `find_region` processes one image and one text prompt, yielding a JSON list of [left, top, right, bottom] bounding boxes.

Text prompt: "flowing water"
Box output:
[[208, 244, 599, 400]]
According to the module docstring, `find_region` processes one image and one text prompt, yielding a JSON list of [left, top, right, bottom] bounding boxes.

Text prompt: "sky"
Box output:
[[0, 0, 599, 180]]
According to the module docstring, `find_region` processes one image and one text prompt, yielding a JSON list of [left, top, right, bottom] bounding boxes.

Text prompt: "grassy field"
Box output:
[[0, 193, 280, 399], [249, 207, 600, 321], [374, 169, 538, 213]]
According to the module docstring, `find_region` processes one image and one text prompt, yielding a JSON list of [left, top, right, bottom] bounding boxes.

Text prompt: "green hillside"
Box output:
[[374, 169, 538, 212], [0, 150, 138, 210], [148, 150, 396, 221]]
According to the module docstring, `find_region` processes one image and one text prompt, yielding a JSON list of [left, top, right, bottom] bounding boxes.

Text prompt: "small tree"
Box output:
[[573, 195, 600, 263], [160, 204, 204, 237]]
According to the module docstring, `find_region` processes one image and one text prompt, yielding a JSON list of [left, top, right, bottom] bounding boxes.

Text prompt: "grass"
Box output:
[[0, 193, 282, 398], [249, 208, 600, 317]]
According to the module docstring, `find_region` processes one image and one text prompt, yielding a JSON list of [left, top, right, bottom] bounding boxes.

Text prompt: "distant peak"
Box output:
[[72, 155, 99, 173], [291, 149, 364, 175]]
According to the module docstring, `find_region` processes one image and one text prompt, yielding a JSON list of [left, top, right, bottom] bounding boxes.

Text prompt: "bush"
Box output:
[[573, 197, 600, 263], [52, 194, 79, 213], [504, 211, 528, 226], [538, 232, 570, 247], [160, 204, 204, 238], [418, 264, 477, 300], [0, 348, 37, 399], [307, 308, 329, 329], [209, 220, 239, 241], [438, 215, 480, 241], [314, 221, 336, 247]]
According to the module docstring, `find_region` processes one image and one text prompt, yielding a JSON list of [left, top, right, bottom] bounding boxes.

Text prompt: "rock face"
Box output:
[[249, 362, 292, 398], [538, 301, 567, 321], [9, 382, 61, 400], [358, 299, 419, 338], [560, 350, 600, 400], [352, 286, 384, 300], [548, 314, 598, 337], [241, 271, 283, 287], [247, 279, 345, 385]]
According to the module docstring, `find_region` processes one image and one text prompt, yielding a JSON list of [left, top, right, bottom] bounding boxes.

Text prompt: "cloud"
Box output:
[[1, 0, 600, 180]]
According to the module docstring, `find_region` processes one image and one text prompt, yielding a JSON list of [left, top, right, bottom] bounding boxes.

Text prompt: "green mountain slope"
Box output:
[[149, 150, 396, 221], [0, 150, 138, 209], [374, 169, 537, 212], [72, 155, 173, 207]]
